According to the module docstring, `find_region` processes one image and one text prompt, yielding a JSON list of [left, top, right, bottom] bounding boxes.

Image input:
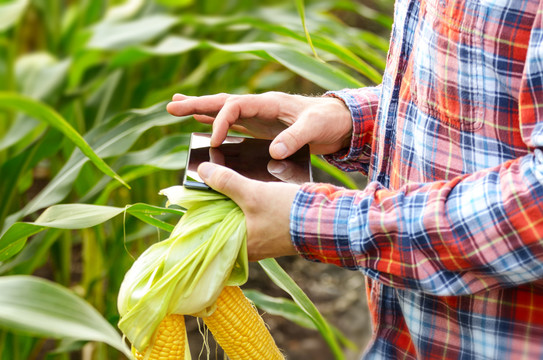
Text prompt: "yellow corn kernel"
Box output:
[[203, 286, 284, 360], [133, 314, 185, 360]]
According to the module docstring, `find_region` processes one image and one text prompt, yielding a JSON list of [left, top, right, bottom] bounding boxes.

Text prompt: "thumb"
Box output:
[[269, 117, 312, 160], [197, 162, 250, 201]]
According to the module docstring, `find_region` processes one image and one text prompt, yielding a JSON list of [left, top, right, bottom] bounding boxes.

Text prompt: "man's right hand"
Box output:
[[166, 92, 353, 159]]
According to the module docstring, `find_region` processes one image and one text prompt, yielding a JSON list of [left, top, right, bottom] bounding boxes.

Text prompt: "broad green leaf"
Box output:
[[0, 0, 29, 32], [110, 36, 200, 68], [81, 134, 190, 203], [0, 93, 129, 189], [0, 229, 62, 274], [0, 114, 47, 152], [3, 104, 188, 227], [208, 41, 363, 90], [0, 223, 38, 262], [88, 14, 179, 50], [36, 204, 128, 229], [263, 44, 363, 89], [245, 289, 358, 351], [0, 203, 183, 261], [15, 53, 70, 100], [244, 289, 315, 329], [109, 35, 362, 90], [104, 0, 145, 23], [0, 275, 132, 358], [0, 54, 70, 152], [178, 9, 383, 82], [258, 258, 345, 360], [0, 131, 63, 229], [155, 0, 193, 7]]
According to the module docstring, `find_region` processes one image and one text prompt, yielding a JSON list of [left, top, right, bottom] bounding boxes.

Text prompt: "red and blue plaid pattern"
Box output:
[[291, 0, 543, 358]]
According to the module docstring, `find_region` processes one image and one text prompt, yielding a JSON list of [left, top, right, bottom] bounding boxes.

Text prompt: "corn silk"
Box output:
[[117, 186, 249, 351]]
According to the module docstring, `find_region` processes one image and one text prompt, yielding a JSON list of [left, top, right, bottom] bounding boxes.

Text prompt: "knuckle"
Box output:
[[263, 91, 288, 102]]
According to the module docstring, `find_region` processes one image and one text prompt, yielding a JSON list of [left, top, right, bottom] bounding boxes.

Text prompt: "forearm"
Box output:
[[291, 151, 543, 295]]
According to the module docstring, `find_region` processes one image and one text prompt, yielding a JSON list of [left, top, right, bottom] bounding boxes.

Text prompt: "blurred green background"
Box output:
[[0, 0, 393, 359]]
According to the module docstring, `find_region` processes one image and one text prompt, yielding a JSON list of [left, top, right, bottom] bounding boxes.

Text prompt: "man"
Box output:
[[167, 0, 543, 358]]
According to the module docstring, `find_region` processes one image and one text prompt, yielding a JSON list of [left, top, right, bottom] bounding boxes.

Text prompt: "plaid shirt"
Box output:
[[290, 0, 543, 358]]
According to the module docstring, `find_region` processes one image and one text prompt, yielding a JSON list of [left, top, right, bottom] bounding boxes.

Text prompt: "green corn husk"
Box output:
[[117, 186, 249, 352]]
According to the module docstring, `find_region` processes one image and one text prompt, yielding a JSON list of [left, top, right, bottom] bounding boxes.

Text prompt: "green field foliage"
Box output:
[[0, 0, 392, 358]]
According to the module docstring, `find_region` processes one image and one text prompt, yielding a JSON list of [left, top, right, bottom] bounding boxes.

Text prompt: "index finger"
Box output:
[[166, 93, 231, 117]]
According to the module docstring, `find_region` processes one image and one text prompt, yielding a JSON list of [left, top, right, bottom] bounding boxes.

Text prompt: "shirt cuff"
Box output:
[[323, 87, 381, 174], [290, 182, 359, 269]]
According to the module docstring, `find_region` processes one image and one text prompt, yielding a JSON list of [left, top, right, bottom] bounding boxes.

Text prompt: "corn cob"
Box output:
[[203, 286, 284, 360], [133, 314, 185, 360]]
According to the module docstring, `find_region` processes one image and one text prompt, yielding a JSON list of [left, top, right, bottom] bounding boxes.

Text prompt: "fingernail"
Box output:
[[273, 142, 288, 158], [268, 161, 286, 174], [198, 162, 216, 181]]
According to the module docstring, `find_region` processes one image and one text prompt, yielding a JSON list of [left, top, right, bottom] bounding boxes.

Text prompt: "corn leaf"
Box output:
[[0, 229, 63, 275], [177, 11, 382, 83], [0, 0, 29, 32], [88, 14, 179, 50], [0, 203, 183, 262], [103, 0, 146, 23], [244, 289, 358, 351], [0, 55, 70, 152], [0, 131, 63, 229], [295, 0, 320, 60], [244, 289, 315, 329], [0, 275, 132, 358], [108, 37, 363, 90], [80, 134, 190, 204], [0, 93, 129, 189], [258, 258, 345, 360], [3, 105, 189, 229]]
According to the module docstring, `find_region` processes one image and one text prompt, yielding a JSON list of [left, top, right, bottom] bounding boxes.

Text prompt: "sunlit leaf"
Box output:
[[110, 36, 200, 67], [3, 104, 188, 227], [0, 203, 183, 261], [245, 289, 359, 351], [244, 289, 315, 329], [104, 0, 146, 23], [88, 14, 179, 50], [0, 55, 70, 152], [110, 35, 362, 90], [0, 0, 29, 32], [0, 275, 132, 358], [155, 0, 193, 8], [258, 258, 345, 360], [0, 93, 128, 189]]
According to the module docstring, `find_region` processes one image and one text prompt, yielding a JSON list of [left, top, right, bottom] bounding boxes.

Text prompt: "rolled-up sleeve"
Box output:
[[323, 86, 381, 175]]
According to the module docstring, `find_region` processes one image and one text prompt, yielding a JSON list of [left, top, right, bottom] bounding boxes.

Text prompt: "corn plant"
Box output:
[[0, 0, 392, 358]]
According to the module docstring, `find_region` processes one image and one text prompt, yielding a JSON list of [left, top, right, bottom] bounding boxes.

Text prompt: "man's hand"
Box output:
[[166, 92, 352, 159], [198, 162, 299, 261]]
